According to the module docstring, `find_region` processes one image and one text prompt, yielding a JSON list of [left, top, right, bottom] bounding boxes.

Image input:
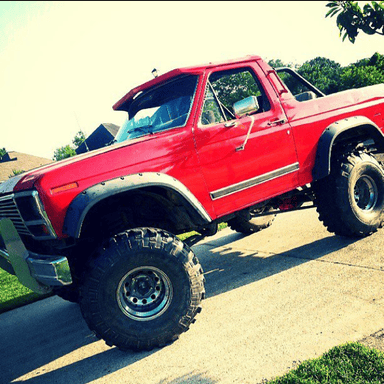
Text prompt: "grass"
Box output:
[[0, 268, 50, 314], [267, 342, 384, 383], [178, 222, 228, 242]]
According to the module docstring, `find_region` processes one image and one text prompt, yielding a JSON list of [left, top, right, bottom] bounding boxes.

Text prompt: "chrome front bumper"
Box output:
[[0, 218, 72, 294]]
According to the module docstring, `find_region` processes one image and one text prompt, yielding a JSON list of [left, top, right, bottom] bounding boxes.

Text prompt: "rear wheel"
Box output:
[[79, 228, 205, 351], [314, 152, 384, 237], [228, 207, 275, 235]]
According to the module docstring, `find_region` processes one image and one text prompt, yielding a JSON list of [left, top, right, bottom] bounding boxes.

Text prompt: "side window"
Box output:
[[201, 67, 270, 126], [201, 85, 226, 125], [276, 68, 323, 102]]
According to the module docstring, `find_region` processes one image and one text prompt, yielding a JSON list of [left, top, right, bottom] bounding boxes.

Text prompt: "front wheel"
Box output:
[[79, 228, 205, 351], [314, 152, 384, 237]]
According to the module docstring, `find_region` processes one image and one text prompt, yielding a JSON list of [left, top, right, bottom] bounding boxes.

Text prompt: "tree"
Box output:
[[298, 57, 342, 94], [272, 53, 384, 96], [339, 63, 384, 90], [326, 1, 384, 43], [267, 59, 289, 69], [210, 70, 262, 113], [53, 144, 77, 161], [72, 130, 86, 148], [0, 148, 6, 159], [367, 51, 384, 70], [52, 130, 86, 161]]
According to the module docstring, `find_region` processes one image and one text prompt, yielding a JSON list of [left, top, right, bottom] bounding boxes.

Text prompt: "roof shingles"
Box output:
[[0, 151, 52, 182]]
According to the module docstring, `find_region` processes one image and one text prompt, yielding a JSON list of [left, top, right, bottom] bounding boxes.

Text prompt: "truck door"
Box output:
[[194, 63, 299, 217]]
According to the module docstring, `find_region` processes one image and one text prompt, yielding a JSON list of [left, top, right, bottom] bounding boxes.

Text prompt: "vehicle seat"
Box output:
[[295, 91, 317, 102]]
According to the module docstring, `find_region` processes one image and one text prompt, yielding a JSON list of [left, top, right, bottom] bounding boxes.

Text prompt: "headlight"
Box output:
[[14, 191, 57, 239]]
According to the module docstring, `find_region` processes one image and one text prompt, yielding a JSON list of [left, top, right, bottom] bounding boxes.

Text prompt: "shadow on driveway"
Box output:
[[196, 232, 359, 298], [0, 299, 155, 383]]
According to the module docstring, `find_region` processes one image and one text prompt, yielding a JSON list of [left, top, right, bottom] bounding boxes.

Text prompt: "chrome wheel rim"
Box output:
[[354, 175, 378, 211], [117, 266, 173, 321]]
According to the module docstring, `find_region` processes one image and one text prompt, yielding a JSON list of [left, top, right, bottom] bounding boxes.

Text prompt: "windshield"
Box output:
[[115, 75, 198, 143]]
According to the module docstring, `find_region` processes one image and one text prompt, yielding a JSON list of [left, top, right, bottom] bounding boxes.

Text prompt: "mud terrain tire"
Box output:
[[79, 228, 205, 351], [314, 152, 384, 237]]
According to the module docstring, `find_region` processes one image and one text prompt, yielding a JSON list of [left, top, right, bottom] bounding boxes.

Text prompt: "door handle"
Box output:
[[267, 118, 287, 126], [224, 121, 237, 128]]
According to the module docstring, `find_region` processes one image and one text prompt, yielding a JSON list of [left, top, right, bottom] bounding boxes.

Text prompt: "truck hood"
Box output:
[[0, 135, 154, 194]]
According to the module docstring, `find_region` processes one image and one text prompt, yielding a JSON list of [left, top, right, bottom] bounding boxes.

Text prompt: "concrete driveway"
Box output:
[[1, 208, 384, 384]]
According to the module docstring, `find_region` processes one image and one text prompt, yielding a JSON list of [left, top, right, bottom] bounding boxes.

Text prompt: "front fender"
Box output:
[[63, 172, 212, 238], [312, 116, 384, 181]]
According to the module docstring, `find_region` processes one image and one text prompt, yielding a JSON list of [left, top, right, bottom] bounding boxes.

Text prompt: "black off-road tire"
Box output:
[[314, 152, 384, 237], [228, 207, 275, 235], [79, 227, 205, 351], [54, 285, 80, 303]]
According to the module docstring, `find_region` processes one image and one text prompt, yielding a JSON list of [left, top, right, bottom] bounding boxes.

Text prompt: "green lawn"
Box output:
[[267, 342, 384, 383], [0, 268, 50, 314]]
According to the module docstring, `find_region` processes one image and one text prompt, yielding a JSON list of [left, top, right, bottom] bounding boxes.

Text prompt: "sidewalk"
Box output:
[[1, 208, 383, 383]]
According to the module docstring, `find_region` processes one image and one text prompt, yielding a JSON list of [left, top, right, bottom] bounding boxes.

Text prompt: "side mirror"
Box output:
[[233, 96, 259, 119]]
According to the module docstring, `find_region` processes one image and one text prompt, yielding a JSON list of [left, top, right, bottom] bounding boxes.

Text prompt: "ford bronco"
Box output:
[[1, 55, 384, 351]]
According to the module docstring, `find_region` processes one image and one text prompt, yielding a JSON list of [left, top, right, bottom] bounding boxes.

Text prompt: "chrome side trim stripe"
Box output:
[[210, 162, 299, 200]]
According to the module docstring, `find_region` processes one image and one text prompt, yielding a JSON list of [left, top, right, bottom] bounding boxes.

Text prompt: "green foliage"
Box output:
[[339, 64, 384, 90], [0, 147, 6, 159], [268, 59, 289, 69], [297, 57, 342, 94], [326, 1, 384, 43], [52, 130, 86, 161], [210, 69, 261, 113], [368, 51, 384, 69], [0, 268, 50, 314], [8, 169, 25, 178], [53, 144, 77, 161], [268, 342, 384, 383], [178, 222, 227, 242], [273, 52, 384, 95], [72, 130, 86, 148]]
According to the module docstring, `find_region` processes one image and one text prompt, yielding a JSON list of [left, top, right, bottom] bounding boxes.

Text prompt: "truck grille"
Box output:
[[0, 194, 31, 235]]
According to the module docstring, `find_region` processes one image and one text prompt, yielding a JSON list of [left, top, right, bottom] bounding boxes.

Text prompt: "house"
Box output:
[[76, 123, 120, 155], [0, 151, 52, 182]]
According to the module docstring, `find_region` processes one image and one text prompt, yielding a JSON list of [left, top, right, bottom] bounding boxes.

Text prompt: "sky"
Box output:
[[1, 1, 384, 159]]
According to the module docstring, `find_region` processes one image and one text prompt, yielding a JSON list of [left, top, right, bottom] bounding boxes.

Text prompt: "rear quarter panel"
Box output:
[[281, 84, 384, 186]]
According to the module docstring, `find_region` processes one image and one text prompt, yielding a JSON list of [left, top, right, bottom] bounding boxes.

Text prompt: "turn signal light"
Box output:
[[51, 182, 78, 195]]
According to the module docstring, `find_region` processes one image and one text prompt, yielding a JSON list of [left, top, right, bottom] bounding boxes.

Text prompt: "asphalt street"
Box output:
[[1, 207, 384, 384]]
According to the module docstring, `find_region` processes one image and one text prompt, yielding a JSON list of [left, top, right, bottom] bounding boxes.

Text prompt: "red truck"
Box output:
[[1, 55, 384, 351]]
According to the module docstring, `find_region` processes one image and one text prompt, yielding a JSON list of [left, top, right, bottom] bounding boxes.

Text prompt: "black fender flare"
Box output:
[[63, 172, 212, 238], [312, 116, 384, 181]]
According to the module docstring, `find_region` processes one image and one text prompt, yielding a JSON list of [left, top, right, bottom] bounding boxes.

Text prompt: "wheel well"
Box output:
[[79, 187, 205, 241], [333, 125, 378, 148], [313, 118, 384, 181]]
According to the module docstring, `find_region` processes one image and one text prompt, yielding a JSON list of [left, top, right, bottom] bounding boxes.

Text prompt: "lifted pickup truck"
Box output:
[[1, 55, 384, 351]]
